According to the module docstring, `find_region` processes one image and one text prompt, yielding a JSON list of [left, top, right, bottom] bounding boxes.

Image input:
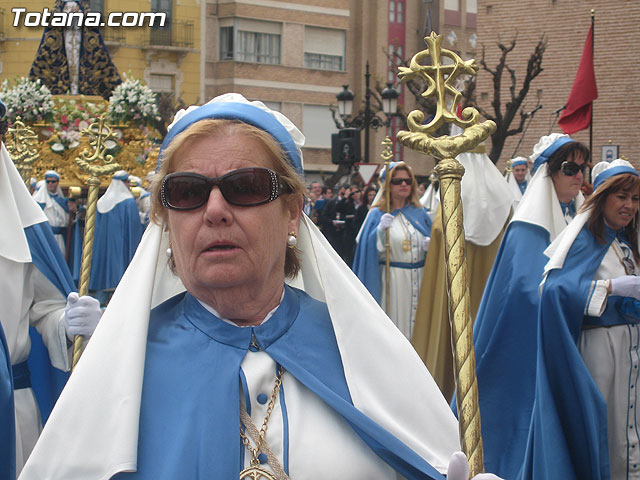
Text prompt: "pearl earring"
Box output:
[[287, 232, 297, 248], [166, 246, 172, 257]]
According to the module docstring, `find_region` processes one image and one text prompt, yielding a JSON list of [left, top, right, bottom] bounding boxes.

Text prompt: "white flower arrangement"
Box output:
[[107, 78, 161, 126], [0, 77, 55, 123]]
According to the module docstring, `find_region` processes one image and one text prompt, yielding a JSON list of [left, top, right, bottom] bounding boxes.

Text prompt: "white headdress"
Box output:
[[0, 144, 48, 262], [97, 170, 134, 213]]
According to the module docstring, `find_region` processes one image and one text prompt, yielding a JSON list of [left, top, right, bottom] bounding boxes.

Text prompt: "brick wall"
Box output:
[[477, 0, 640, 171]]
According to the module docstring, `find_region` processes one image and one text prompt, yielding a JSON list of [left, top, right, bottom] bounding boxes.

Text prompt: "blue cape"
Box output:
[[520, 225, 617, 479], [112, 286, 444, 479], [454, 221, 550, 479], [352, 205, 432, 303], [89, 199, 144, 291], [0, 320, 15, 480], [25, 221, 76, 423]]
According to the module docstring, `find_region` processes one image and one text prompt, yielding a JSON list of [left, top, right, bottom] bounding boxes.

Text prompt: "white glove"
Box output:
[[422, 236, 431, 252], [447, 451, 503, 480], [610, 275, 640, 300], [377, 213, 395, 232], [64, 292, 102, 340]]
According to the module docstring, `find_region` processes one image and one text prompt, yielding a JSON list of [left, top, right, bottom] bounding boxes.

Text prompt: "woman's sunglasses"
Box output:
[[161, 167, 292, 211], [560, 161, 586, 177], [390, 178, 411, 186]]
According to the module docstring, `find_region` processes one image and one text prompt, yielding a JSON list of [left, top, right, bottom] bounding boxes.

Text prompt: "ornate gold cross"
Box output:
[[6, 117, 40, 184], [397, 32, 497, 477], [72, 114, 122, 369]]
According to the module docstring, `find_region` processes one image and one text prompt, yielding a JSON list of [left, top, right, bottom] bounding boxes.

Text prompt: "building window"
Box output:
[[445, 0, 460, 9], [88, 0, 104, 15], [304, 27, 345, 71], [303, 105, 337, 148], [388, 44, 403, 82], [397, 1, 404, 23], [237, 31, 280, 64], [149, 74, 173, 93], [150, 0, 172, 46], [220, 26, 234, 60], [389, 1, 396, 22], [467, 0, 477, 13], [218, 19, 281, 65]]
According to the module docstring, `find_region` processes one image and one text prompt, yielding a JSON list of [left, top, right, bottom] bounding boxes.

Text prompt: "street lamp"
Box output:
[[336, 61, 399, 164]]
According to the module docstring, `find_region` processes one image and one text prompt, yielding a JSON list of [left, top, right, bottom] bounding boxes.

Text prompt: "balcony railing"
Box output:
[[143, 20, 194, 49]]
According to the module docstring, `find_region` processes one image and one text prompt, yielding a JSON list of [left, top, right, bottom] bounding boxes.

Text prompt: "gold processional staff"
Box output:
[[6, 117, 40, 185], [381, 137, 394, 315], [71, 115, 122, 369], [397, 32, 496, 476]]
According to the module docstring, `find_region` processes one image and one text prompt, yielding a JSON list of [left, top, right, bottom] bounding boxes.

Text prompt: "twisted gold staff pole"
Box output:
[[381, 137, 394, 315], [5, 117, 39, 185], [72, 115, 121, 370], [396, 32, 496, 476]]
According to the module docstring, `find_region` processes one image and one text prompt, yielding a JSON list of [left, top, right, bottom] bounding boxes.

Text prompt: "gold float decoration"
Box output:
[[6, 95, 160, 190], [5, 116, 40, 184], [397, 32, 496, 476], [71, 115, 123, 369]]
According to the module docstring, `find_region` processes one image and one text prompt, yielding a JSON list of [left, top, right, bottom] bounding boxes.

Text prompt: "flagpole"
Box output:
[[589, 9, 594, 171]]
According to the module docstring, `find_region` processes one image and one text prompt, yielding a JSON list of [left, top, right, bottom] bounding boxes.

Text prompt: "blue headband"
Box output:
[[44, 171, 60, 180], [159, 102, 303, 175], [532, 137, 575, 174], [113, 171, 129, 181], [511, 159, 528, 168], [380, 162, 400, 182], [593, 165, 639, 191]]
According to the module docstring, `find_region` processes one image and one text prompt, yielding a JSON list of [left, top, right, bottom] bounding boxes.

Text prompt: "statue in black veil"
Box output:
[[29, 0, 121, 98]]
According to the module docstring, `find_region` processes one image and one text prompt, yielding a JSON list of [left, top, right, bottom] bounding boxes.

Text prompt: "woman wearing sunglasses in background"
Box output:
[[20, 94, 504, 480], [522, 159, 640, 479], [464, 133, 591, 479], [353, 162, 432, 341]]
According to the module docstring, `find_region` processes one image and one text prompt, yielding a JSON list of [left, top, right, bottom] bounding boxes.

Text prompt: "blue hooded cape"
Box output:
[[89, 198, 144, 291], [352, 205, 432, 303], [454, 220, 550, 479], [520, 225, 622, 479], [112, 285, 444, 479], [25, 221, 76, 423]]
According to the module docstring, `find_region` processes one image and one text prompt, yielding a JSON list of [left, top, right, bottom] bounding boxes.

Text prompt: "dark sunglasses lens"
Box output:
[[165, 175, 210, 209], [391, 178, 409, 185], [221, 169, 272, 205], [562, 162, 585, 176]]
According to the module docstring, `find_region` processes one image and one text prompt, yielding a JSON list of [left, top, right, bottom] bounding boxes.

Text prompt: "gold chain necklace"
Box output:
[[239, 365, 285, 480], [397, 214, 412, 252]]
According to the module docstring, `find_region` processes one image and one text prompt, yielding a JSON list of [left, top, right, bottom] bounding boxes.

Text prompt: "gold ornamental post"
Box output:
[[381, 137, 394, 314], [71, 115, 121, 369], [396, 32, 496, 476], [5, 117, 40, 185]]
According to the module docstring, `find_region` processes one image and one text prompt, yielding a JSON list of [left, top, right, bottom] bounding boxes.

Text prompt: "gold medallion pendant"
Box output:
[[240, 464, 278, 480], [402, 239, 412, 252]]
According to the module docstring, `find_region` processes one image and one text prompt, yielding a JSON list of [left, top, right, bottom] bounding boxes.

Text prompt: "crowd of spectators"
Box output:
[[307, 180, 377, 267]]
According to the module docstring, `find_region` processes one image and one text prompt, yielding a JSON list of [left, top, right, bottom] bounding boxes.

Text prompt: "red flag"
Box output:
[[558, 24, 597, 134]]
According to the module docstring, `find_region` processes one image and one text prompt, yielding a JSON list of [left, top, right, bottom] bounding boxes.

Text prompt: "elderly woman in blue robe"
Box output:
[[353, 162, 432, 340], [467, 133, 590, 479], [20, 94, 504, 480], [522, 159, 640, 480]]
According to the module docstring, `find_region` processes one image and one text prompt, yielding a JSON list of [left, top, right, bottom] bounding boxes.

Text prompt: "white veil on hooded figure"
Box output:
[[20, 94, 461, 479]]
